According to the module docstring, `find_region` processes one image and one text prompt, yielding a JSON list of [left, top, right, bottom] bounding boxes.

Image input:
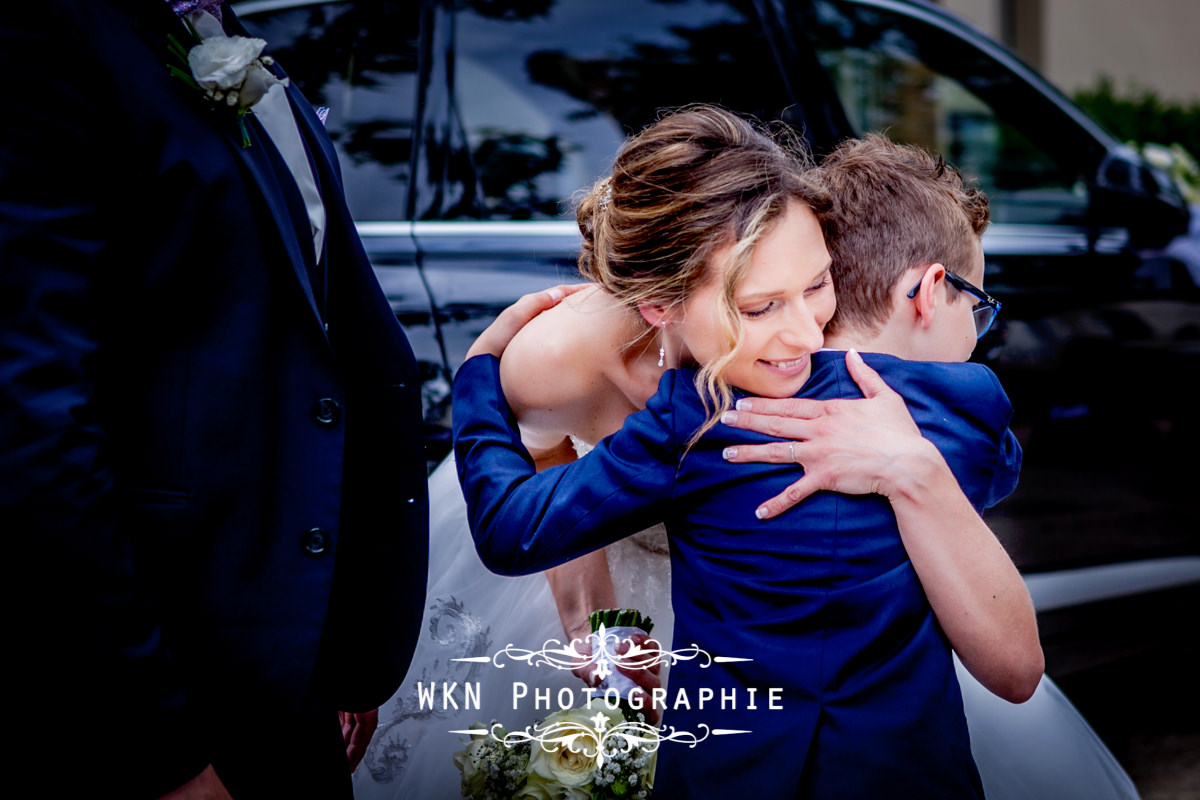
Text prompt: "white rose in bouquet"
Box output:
[[529, 703, 624, 789], [512, 775, 557, 800], [518, 774, 591, 800]]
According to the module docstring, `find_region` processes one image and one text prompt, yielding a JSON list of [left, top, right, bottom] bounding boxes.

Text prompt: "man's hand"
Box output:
[[157, 765, 233, 800], [339, 709, 378, 773], [721, 350, 935, 519], [465, 284, 590, 361]]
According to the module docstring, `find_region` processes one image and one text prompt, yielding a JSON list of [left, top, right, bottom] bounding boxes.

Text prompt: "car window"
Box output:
[[446, 0, 793, 221], [794, 0, 1095, 226], [239, 1, 420, 222]]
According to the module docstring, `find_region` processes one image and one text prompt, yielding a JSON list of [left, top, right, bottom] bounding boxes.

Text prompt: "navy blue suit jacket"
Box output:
[[453, 350, 1021, 798], [1, 1, 427, 794]]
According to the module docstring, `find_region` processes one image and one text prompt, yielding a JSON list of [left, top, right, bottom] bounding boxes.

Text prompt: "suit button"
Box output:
[[313, 397, 341, 425], [302, 528, 329, 555]]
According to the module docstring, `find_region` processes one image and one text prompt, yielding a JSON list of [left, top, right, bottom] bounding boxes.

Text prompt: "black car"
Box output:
[[232, 0, 1199, 682]]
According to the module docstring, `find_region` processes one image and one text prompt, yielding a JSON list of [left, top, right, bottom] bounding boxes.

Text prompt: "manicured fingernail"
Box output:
[[848, 348, 862, 363], [721, 411, 737, 424], [722, 447, 737, 460], [736, 398, 752, 411], [755, 506, 768, 519], [548, 288, 564, 302]]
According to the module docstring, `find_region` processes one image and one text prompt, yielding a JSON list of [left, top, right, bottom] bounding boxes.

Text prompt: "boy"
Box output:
[[819, 133, 998, 363]]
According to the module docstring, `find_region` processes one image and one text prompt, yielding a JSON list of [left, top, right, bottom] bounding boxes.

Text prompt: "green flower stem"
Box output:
[[167, 34, 190, 63], [166, 64, 200, 91], [588, 608, 653, 635]]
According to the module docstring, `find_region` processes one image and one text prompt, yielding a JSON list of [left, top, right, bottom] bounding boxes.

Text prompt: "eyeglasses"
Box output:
[[906, 271, 1001, 339]]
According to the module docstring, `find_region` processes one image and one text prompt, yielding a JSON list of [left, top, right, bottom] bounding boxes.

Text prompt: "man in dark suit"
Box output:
[[0, 1, 427, 796]]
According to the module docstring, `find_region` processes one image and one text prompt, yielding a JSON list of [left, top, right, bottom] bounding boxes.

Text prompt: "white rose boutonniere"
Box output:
[[166, 16, 288, 147]]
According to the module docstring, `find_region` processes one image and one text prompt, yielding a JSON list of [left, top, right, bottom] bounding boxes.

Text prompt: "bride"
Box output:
[[354, 108, 1137, 799]]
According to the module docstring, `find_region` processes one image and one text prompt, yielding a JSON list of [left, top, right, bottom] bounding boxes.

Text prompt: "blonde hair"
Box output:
[[576, 105, 829, 439]]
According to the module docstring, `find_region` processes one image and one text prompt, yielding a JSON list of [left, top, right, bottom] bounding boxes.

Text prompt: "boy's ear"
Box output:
[[910, 263, 948, 329], [637, 301, 672, 329]]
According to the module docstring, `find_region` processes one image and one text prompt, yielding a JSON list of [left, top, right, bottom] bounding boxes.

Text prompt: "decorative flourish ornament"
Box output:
[[453, 622, 716, 675], [452, 702, 662, 799]]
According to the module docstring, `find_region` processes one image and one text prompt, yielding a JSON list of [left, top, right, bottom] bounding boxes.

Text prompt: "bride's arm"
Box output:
[[462, 283, 625, 641], [497, 289, 603, 459], [722, 351, 1042, 703], [498, 294, 655, 695], [523, 438, 619, 647]]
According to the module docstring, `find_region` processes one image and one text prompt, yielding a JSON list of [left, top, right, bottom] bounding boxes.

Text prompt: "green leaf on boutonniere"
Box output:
[[164, 24, 281, 149], [166, 34, 200, 89]]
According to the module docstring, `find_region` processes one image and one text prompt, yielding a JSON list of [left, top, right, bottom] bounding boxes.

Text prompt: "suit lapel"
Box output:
[[232, 113, 327, 328], [133, 0, 329, 333]]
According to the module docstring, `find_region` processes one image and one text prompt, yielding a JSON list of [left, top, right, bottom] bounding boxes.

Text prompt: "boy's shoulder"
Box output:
[[656, 353, 1006, 407], [808, 350, 1013, 433], [649, 352, 1013, 446], [810, 350, 1005, 399]]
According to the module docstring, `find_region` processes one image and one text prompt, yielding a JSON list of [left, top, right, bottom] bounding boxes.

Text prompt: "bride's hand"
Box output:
[[465, 283, 590, 361], [721, 350, 934, 519]]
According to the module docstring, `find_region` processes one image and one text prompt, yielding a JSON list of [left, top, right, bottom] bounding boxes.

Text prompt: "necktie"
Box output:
[[169, 0, 223, 23]]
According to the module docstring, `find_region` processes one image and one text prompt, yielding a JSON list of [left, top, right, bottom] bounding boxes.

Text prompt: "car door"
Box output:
[[412, 0, 813, 442], [235, 2, 1198, 585], [781, 0, 1199, 675], [235, 0, 459, 464]]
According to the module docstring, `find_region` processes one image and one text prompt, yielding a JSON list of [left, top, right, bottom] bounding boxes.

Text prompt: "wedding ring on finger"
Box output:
[[789, 441, 797, 464]]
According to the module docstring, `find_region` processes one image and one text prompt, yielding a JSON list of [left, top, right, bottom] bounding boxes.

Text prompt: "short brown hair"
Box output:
[[817, 134, 989, 337], [577, 105, 829, 433]]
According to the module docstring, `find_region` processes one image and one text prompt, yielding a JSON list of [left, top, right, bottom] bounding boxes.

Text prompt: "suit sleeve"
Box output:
[[0, 10, 207, 795], [869, 356, 1024, 513], [452, 355, 678, 575], [979, 367, 1024, 510]]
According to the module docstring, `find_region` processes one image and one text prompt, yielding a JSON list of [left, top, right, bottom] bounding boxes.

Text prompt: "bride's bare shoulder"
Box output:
[[499, 285, 631, 418]]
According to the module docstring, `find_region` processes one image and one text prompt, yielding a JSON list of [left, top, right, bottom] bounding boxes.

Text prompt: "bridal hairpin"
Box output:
[[597, 177, 613, 212]]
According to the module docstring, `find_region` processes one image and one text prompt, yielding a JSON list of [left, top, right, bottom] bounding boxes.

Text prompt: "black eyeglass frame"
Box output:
[[906, 270, 1001, 339]]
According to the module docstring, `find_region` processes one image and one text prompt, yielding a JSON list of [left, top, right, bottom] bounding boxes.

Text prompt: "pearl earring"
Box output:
[[658, 322, 667, 368]]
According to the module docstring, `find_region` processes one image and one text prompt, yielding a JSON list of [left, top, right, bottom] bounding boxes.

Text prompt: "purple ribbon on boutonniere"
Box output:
[[168, 0, 224, 22], [164, 6, 289, 147], [168, 0, 223, 22]]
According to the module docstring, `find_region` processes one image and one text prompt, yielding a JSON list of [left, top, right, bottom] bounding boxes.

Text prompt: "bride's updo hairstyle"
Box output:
[[576, 104, 829, 435]]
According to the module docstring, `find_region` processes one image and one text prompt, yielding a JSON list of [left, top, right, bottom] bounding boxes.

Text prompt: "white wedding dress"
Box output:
[[352, 454, 675, 800], [352, 456, 1139, 800]]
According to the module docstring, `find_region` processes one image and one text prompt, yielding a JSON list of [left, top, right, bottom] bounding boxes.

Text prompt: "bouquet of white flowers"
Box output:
[[453, 700, 657, 800]]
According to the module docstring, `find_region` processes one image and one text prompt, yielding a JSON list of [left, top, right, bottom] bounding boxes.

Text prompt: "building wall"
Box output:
[[938, 0, 1200, 103], [939, 0, 995, 33], [1044, 0, 1199, 103]]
